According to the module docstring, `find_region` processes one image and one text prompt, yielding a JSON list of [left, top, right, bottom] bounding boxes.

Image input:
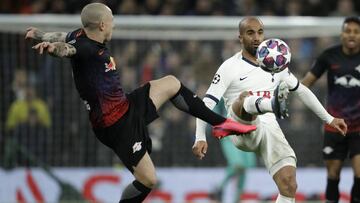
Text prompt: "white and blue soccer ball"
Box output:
[[256, 38, 291, 73]]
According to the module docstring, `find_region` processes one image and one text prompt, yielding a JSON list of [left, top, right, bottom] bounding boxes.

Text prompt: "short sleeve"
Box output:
[[65, 29, 91, 59], [310, 52, 328, 78]]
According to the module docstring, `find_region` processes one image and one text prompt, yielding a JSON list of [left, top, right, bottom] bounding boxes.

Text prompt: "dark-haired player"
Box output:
[[302, 16, 360, 203], [194, 17, 347, 203]]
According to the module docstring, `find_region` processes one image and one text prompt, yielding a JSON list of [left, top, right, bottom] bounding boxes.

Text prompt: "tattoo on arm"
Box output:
[[33, 30, 45, 40], [42, 32, 67, 42], [50, 42, 76, 58]]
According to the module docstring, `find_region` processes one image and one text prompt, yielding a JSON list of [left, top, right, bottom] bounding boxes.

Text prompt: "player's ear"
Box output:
[[99, 21, 105, 31], [238, 34, 243, 43]]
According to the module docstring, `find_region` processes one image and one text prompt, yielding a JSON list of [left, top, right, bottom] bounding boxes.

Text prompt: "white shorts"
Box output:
[[228, 108, 297, 177]]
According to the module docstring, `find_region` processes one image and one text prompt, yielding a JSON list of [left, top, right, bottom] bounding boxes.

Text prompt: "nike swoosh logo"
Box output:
[[240, 77, 248, 81]]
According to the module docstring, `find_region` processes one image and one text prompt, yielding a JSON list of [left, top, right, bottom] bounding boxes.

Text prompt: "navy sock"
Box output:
[[170, 84, 225, 125], [351, 177, 360, 203], [326, 178, 340, 203], [119, 180, 151, 203]]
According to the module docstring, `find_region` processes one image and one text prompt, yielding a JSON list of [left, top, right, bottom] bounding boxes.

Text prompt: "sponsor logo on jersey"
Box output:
[[98, 49, 105, 56], [355, 64, 360, 73], [212, 74, 220, 84], [68, 39, 76, 44], [239, 77, 248, 81], [104, 57, 116, 72], [76, 30, 83, 38], [330, 64, 340, 70], [334, 75, 360, 87], [132, 142, 142, 153], [248, 90, 271, 99]]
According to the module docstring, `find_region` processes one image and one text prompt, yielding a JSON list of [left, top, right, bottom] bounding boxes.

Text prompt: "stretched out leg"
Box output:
[[119, 153, 156, 203], [148, 75, 256, 136], [149, 75, 225, 125]]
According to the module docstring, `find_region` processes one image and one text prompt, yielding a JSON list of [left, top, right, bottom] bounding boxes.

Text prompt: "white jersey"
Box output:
[[205, 51, 299, 121], [195, 51, 334, 175]]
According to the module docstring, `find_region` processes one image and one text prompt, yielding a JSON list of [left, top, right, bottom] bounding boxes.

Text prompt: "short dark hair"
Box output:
[[342, 16, 360, 30], [238, 17, 262, 34]]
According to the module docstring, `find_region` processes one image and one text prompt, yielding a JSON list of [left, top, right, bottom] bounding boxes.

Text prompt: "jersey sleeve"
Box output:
[[280, 68, 300, 91], [309, 52, 328, 78], [195, 62, 234, 142], [204, 62, 234, 104], [65, 29, 91, 59]]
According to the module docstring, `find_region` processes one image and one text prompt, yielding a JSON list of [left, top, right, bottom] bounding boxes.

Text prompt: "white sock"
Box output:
[[243, 96, 272, 114], [275, 194, 295, 203]]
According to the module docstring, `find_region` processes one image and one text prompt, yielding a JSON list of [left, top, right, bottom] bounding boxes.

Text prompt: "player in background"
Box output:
[[25, 3, 256, 202], [302, 16, 360, 203], [193, 17, 347, 203], [209, 100, 256, 203]]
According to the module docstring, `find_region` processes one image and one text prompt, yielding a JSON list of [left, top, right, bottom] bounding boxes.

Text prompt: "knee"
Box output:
[[327, 168, 341, 179], [232, 91, 256, 121], [278, 175, 297, 197], [163, 75, 181, 94], [164, 75, 180, 87], [232, 92, 248, 113], [141, 175, 158, 189], [239, 91, 251, 100]]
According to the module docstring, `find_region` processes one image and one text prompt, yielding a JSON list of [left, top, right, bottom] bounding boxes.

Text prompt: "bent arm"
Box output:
[[301, 72, 318, 88], [51, 42, 76, 57], [32, 42, 76, 58], [294, 83, 333, 124]]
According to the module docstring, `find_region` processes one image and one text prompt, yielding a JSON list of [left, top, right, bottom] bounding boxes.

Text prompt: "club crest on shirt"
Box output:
[[104, 56, 116, 72], [98, 49, 105, 56]]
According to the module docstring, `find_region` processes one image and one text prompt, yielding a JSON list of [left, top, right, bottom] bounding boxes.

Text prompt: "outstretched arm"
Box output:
[[25, 27, 67, 43], [294, 83, 348, 135], [32, 41, 76, 58]]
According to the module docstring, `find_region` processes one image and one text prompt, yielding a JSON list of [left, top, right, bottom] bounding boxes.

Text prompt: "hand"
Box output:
[[25, 27, 41, 40], [32, 42, 55, 55], [192, 140, 208, 160], [329, 118, 348, 136]]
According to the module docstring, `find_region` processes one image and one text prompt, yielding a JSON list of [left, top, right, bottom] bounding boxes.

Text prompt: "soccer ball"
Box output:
[[256, 38, 291, 73]]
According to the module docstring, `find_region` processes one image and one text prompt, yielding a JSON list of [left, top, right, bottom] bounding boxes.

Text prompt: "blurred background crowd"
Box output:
[[0, 0, 359, 16], [0, 0, 353, 169]]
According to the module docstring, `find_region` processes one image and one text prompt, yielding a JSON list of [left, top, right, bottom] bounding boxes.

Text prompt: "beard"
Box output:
[[245, 44, 257, 56]]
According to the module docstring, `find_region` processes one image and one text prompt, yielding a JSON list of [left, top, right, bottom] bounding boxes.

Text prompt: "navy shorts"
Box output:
[[93, 83, 159, 173], [323, 131, 360, 160]]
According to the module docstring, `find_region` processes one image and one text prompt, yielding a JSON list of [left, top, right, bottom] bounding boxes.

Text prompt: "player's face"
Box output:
[[341, 22, 360, 51], [239, 20, 264, 56]]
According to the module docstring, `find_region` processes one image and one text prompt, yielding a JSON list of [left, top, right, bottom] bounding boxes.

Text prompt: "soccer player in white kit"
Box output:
[[193, 17, 348, 203]]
